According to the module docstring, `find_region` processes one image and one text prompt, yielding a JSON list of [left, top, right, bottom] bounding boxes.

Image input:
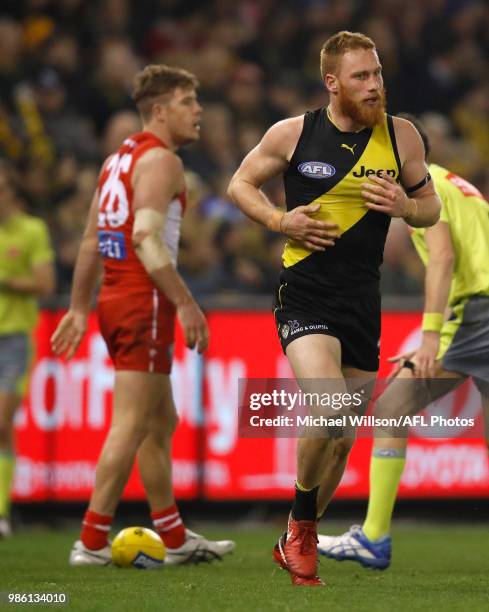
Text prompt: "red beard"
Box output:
[[337, 85, 386, 128]]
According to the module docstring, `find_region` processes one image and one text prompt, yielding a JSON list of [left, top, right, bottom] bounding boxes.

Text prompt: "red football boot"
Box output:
[[283, 518, 318, 578], [273, 533, 324, 587]]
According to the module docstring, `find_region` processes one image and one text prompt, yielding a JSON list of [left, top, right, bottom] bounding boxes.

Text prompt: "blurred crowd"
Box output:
[[1, 0, 488, 298]]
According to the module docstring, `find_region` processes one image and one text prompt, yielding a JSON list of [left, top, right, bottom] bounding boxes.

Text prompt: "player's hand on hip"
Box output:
[[50, 310, 87, 360], [362, 172, 413, 218], [177, 300, 209, 353], [280, 203, 339, 251], [412, 333, 440, 378]]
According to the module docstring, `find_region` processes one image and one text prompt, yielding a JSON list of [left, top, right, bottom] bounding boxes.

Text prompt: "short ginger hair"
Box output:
[[132, 64, 199, 121], [320, 31, 376, 79]]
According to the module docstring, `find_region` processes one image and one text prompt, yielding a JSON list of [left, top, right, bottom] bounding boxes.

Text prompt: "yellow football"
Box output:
[[111, 527, 166, 569]]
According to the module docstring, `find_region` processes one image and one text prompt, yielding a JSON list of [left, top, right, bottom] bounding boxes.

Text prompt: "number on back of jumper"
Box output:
[[98, 153, 133, 227]]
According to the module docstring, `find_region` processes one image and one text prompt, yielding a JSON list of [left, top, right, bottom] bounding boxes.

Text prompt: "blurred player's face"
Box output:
[[159, 87, 203, 146], [329, 49, 385, 128]]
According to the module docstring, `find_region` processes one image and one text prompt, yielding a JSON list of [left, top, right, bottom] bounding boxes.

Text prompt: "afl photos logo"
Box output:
[[298, 161, 336, 179]]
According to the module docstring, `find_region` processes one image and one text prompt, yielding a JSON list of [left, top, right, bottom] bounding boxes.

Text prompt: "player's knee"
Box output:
[[133, 424, 151, 447], [332, 438, 354, 463], [111, 420, 149, 450], [374, 396, 392, 419], [152, 412, 179, 447]]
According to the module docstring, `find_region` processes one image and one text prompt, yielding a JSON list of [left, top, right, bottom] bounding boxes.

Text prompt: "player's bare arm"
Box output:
[[51, 186, 101, 359], [131, 148, 208, 352], [362, 118, 441, 227], [227, 117, 340, 251]]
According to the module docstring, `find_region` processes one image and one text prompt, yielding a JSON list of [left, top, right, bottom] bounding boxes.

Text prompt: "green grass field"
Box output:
[[0, 524, 487, 611]]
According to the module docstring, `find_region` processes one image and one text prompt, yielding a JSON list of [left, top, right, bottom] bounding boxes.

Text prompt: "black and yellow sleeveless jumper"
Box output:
[[274, 108, 401, 371]]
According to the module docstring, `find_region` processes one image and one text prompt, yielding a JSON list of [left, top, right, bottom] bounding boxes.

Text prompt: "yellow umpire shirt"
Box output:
[[411, 163, 489, 308], [0, 211, 54, 335]]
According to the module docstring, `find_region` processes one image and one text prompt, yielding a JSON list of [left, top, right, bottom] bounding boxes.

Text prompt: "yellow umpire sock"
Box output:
[[362, 447, 406, 541], [0, 452, 15, 517]]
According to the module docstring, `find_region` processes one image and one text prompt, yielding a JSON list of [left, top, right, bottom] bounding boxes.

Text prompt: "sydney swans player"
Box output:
[[52, 65, 234, 565], [228, 32, 440, 586]]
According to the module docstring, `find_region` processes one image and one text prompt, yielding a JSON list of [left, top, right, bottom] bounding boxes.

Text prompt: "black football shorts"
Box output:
[[273, 281, 381, 372]]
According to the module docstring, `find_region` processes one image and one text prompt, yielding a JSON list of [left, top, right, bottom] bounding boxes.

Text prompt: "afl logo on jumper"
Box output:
[[298, 161, 336, 179]]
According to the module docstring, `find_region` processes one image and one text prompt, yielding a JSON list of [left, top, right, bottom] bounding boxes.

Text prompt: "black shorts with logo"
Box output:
[[273, 281, 381, 372]]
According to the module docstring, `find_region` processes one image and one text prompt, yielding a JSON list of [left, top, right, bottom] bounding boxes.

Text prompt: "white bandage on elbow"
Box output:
[[133, 207, 172, 273]]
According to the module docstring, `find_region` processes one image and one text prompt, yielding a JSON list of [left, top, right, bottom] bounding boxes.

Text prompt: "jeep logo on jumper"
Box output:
[[298, 162, 336, 178], [353, 166, 397, 178]]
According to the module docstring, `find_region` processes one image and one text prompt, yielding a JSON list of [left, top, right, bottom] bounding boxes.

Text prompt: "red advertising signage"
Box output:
[[202, 311, 488, 500], [14, 312, 200, 501], [13, 310, 489, 501]]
